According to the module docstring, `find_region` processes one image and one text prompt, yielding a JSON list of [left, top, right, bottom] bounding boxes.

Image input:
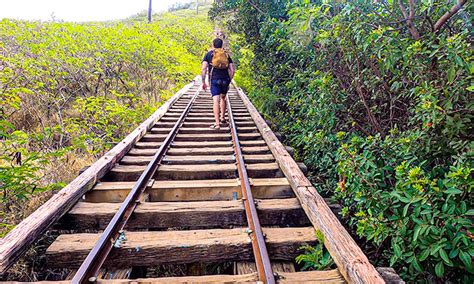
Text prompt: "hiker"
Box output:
[[201, 37, 235, 129]]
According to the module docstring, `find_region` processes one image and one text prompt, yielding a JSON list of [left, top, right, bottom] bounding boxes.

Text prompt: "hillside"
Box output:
[[0, 7, 214, 278]]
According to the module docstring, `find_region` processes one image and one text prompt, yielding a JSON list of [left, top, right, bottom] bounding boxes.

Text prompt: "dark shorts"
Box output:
[[210, 79, 230, 96]]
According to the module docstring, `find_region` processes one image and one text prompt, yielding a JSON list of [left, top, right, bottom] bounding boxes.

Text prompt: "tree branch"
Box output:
[[398, 0, 421, 40], [434, 0, 468, 32]]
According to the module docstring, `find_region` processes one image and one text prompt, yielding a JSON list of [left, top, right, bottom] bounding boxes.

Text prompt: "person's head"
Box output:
[[213, 38, 223, 48]]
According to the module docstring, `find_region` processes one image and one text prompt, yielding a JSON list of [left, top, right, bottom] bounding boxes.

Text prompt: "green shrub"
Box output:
[[296, 230, 334, 271], [214, 0, 473, 281]]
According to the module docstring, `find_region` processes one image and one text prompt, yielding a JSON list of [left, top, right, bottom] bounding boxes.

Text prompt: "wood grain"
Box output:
[[45, 227, 317, 268], [84, 178, 293, 202], [60, 198, 309, 230]]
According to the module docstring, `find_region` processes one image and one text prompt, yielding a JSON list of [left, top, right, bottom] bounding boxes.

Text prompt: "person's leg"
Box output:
[[220, 94, 226, 121], [212, 95, 220, 127], [210, 80, 220, 128]]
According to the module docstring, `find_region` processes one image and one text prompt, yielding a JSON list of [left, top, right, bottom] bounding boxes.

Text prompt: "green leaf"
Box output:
[[439, 248, 450, 264], [447, 65, 455, 83], [413, 225, 421, 242], [444, 188, 462, 195], [419, 248, 430, 261], [459, 251, 472, 268], [393, 243, 402, 257], [435, 261, 444, 277]]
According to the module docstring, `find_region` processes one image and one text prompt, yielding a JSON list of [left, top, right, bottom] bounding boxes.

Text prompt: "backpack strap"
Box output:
[[209, 50, 214, 81]]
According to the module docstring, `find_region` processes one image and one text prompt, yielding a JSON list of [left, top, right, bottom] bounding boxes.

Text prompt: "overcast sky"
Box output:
[[0, 0, 193, 22]]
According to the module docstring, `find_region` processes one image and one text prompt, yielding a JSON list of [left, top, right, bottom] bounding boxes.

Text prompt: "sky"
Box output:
[[0, 0, 194, 22]]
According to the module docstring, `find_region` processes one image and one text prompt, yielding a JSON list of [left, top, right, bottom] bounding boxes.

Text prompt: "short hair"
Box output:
[[213, 38, 223, 48]]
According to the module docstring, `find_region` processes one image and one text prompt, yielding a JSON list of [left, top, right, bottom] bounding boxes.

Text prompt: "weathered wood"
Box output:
[[236, 86, 384, 283], [376, 267, 405, 284], [0, 78, 198, 275], [234, 261, 296, 275], [61, 198, 309, 230], [156, 164, 237, 180], [174, 133, 231, 142], [166, 147, 234, 156], [277, 270, 345, 283], [246, 162, 283, 178], [120, 154, 274, 165], [84, 178, 293, 202], [151, 127, 230, 134], [20, 271, 345, 283], [121, 155, 236, 165], [45, 227, 317, 268]]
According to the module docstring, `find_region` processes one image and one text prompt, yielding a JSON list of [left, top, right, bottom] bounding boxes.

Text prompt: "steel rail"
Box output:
[[71, 88, 200, 283], [226, 94, 275, 284]]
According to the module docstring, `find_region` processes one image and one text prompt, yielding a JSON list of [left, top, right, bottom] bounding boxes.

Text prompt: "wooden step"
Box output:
[[174, 133, 231, 142], [156, 164, 237, 180], [167, 147, 234, 156], [106, 164, 238, 181], [151, 127, 230, 134], [238, 133, 262, 140], [141, 134, 167, 142], [61, 198, 309, 230], [86, 178, 294, 202], [163, 155, 236, 165], [120, 153, 275, 166], [45, 227, 317, 268], [165, 146, 270, 156], [182, 121, 255, 128], [247, 163, 283, 178], [120, 155, 236, 165]]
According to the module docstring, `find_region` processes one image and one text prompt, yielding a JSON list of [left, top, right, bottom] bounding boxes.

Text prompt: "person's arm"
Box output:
[[201, 61, 208, 90], [228, 63, 235, 81]]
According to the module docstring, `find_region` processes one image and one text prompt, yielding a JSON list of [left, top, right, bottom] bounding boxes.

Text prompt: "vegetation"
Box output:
[[211, 0, 473, 282], [296, 230, 334, 271], [0, 10, 214, 243]]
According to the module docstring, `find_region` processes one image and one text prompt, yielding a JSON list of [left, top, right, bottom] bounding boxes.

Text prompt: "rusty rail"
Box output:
[[71, 89, 199, 283], [226, 95, 275, 284]]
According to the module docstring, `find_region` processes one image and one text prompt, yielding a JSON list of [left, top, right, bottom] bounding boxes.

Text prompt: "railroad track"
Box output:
[[0, 78, 389, 283]]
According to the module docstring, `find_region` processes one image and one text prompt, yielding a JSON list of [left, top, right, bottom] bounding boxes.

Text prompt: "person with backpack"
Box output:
[[201, 38, 235, 129]]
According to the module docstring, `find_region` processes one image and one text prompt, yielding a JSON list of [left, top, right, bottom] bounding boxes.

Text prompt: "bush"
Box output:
[[213, 0, 473, 281], [0, 12, 213, 238]]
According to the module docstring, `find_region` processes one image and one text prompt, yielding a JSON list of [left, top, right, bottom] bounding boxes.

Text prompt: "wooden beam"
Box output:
[[45, 227, 317, 268], [15, 270, 345, 283], [60, 198, 309, 230], [235, 85, 384, 283], [85, 178, 294, 202], [0, 77, 199, 275]]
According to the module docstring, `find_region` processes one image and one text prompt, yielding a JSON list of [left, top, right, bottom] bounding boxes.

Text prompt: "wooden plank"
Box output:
[[238, 133, 262, 140], [45, 227, 317, 268], [277, 270, 345, 283], [234, 262, 296, 275], [166, 147, 234, 156], [60, 198, 309, 230], [17, 270, 345, 283], [84, 178, 293, 202], [235, 86, 383, 283], [120, 154, 273, 165], [151, 127, 230, 134], [246, 162, 283, 178], [0, 77, 199, 275], [174, 133, 231, 142], [120, 155, 236, 165], [106, 164, 237, 181], [156, 164, 237, 180]]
